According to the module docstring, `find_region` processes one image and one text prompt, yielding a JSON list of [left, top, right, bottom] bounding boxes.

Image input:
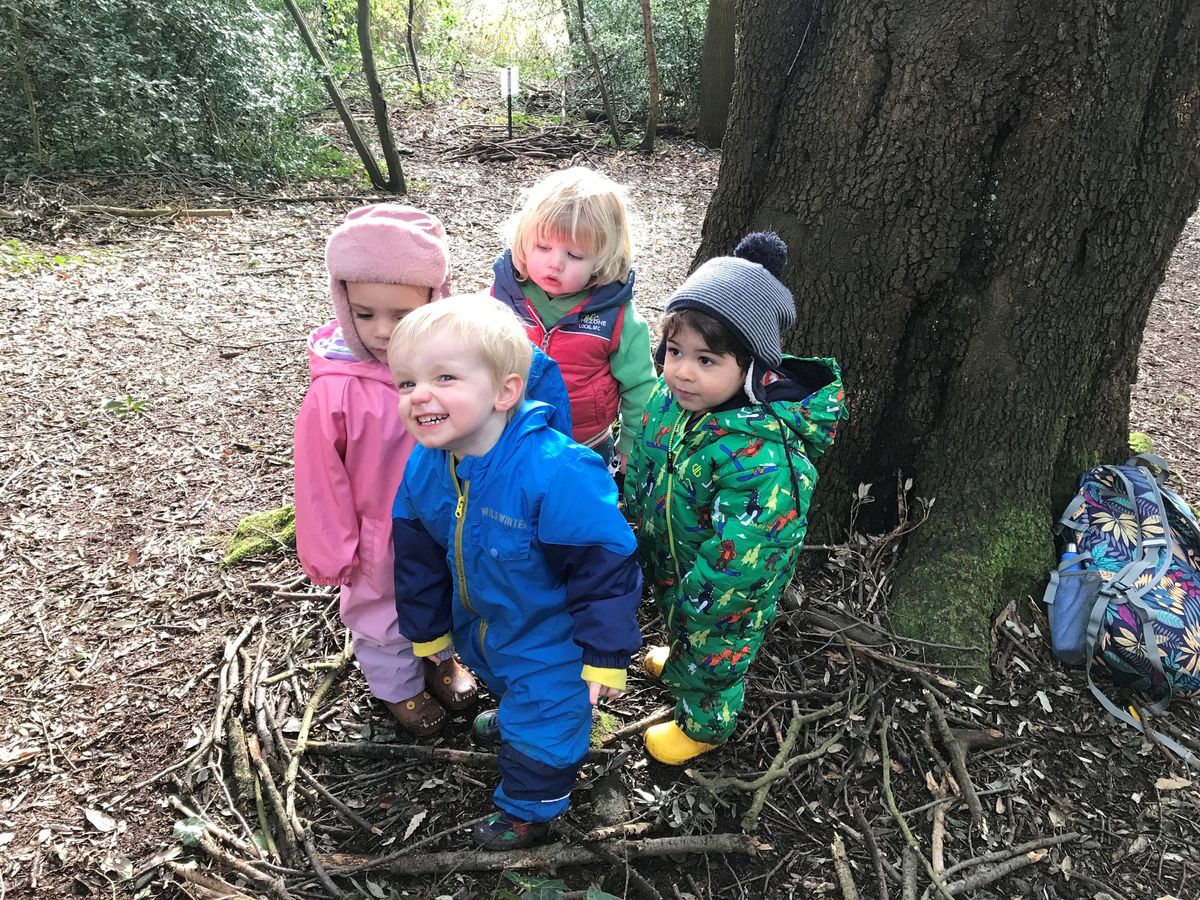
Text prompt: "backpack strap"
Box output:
[[1126, 452, 1171, 486]]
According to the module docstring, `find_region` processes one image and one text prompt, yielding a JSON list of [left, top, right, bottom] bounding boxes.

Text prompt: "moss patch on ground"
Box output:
[[224, 505, 296, 566]]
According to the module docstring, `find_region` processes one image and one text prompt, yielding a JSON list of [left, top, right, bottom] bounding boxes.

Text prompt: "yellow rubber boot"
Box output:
[[644, 721, 717, 765], [643, 645, 669, 680]]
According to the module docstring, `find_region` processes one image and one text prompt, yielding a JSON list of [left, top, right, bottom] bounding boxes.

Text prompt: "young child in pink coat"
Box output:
[[293, 204, 478, 735]]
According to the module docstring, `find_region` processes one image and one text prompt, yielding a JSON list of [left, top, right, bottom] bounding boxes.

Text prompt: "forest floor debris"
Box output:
[[1, 70, 1199, 898]]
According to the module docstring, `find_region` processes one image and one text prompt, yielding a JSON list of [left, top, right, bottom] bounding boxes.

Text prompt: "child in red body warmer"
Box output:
[[490, 167, 655, 472]]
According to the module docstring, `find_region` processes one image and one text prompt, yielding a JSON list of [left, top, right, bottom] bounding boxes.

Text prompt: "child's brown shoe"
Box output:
[[385, 690, 446, 737], [423, 656, 478, 711]]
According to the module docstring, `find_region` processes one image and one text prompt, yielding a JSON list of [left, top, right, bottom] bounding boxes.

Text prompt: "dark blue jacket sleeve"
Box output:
[[391, 482, 453, 644], [527, 345, 574, 438], [536, 451, 643, 668]]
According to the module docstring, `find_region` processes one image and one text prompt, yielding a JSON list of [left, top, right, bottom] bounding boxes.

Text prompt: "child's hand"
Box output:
[[425, 651, 445, 664], [587, 680, 624, 705], [617, 452, 628, 474]]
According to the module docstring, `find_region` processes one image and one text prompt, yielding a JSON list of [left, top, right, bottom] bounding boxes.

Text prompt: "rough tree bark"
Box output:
[[638, 0, 660, 152], [697, 0, 735, 148], [698, 0, 1200, 668]]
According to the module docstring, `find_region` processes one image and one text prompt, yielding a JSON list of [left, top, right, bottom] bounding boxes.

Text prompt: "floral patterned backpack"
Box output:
[[1044, 454, 1200, 763]]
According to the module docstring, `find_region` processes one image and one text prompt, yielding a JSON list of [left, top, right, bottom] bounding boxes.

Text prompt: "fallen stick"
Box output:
[[68, 204, 236, 218], [247, 734, 300, 863], [320, 833, 766, 875], [553, 819, 663, 900], [879, 717, 953, 900], [254, 773, 280, 860], [850, 803, 892, 898], [604, 706, 673, 743], [196, 833, 294, 900], [933, 831, 1079, 883], [930, 784, 947, 874], [300, 740, 615, 768], [902, 848, 917, 900], [167, 860, 257, 899], [688, 701, 845, 832], [325, 814, 493, 876], [939, 845, 1062, 896], [227, 716, 255, 802], [583, 821, 654, 841], [920, 683, 983, 827], [299, 766, 382, 836], [284, 639, 353, 821], [832, 833, 859, 900]]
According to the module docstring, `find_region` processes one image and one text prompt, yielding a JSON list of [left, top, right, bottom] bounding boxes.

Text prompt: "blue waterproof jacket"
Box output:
[[392, 401, 642, 777], [525, 345, 573, 438]]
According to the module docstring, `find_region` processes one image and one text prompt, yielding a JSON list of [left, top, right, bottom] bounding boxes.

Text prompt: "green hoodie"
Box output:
[[624, 357, 847, 742]]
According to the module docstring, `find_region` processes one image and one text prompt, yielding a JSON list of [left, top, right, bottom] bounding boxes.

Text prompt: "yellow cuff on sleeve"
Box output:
[[581, 665, 627, 692], [412, 634, 452, 658]]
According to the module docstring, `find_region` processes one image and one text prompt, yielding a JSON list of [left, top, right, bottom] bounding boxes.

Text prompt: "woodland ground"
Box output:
[[1, 72, 1199, 900]]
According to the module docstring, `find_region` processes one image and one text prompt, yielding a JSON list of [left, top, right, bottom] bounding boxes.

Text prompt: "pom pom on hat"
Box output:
[[663, 231, 796, 371], [734, 232, 788, 279], [326, 204, 452, 361]]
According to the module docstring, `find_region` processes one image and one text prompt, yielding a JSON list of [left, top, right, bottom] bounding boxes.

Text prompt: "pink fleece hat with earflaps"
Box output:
[[325, 204, 453, 361]]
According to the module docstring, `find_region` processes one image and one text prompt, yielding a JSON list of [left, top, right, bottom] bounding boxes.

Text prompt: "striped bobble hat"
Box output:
[[664, 232, 795, 369]]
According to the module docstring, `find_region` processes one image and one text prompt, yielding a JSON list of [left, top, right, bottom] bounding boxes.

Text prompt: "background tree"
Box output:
[[559, 0, 707, 133], [404, 0, 425, 103], [697, 0, 1200, 667], [638, 0, 660, 152], [356, 0, 405, 191], [696, 0, 734, 148], [283, 0, 404, 191], [573, 0, 623, 146]]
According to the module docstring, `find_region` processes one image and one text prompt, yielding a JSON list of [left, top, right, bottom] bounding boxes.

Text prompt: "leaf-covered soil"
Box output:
[[2, 72, 1199, 900]]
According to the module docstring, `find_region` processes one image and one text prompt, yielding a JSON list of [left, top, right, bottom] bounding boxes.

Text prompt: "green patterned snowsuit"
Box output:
[[624, 358, 846, 742]]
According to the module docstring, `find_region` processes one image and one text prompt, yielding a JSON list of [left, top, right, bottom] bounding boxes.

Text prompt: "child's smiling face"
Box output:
[[662, 322, 747, 412], [391, 335, 522, 460], [345, 281, 431, 362]]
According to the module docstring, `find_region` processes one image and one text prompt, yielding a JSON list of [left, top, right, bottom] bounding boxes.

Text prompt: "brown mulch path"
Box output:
[[2, 72, 1199, 899]]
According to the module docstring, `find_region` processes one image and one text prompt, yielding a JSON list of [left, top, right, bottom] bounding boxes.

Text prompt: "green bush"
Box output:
[[0, 0, 327, 179], [568, 0, 706, 126]]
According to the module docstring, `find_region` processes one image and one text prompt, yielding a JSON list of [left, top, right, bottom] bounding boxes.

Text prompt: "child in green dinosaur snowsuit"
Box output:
[[624, 232, 846, 765]]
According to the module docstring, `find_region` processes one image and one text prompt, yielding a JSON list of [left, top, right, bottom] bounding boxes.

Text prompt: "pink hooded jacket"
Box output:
[[293, 320, 414, 642]]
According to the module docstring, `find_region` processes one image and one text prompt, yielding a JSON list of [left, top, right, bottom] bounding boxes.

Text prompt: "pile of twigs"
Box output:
[[444, 125, 601, 163], [146, 574, 771, 899], [139, 484, 1198, 897]]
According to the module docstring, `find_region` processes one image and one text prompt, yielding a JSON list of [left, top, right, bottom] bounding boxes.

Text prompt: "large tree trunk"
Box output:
[[697, 0, 735, 148], [698, 0, 1200, 669]]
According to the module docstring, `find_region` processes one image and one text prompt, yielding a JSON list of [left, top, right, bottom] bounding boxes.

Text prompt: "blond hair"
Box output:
[[387, 293, 532, 390], [508, 166, 633, 288]]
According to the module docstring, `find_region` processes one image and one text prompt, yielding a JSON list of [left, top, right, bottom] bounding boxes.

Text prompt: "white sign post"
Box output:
[[499, 66, 519, 138]]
